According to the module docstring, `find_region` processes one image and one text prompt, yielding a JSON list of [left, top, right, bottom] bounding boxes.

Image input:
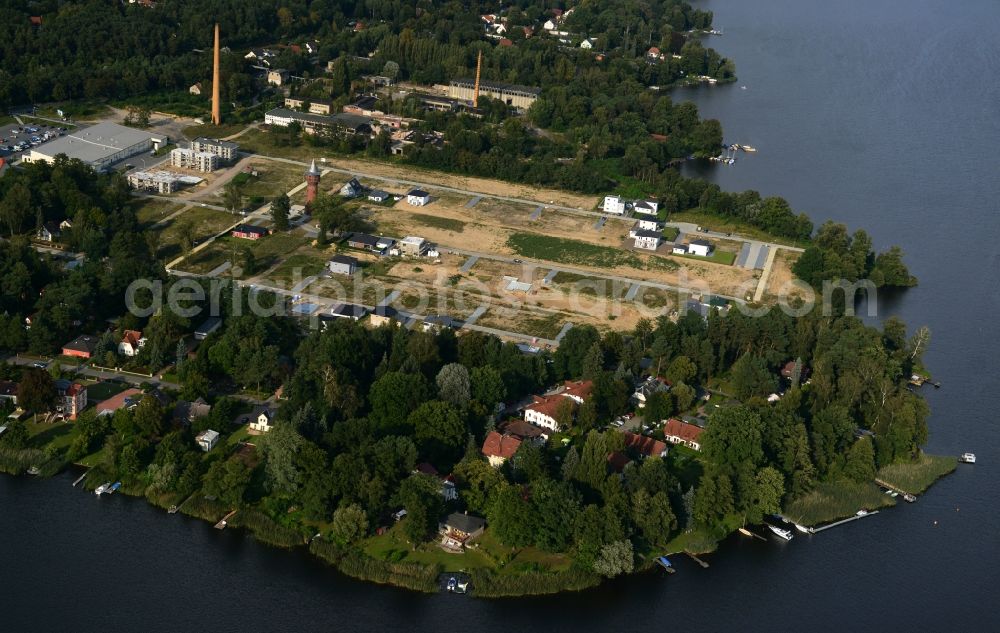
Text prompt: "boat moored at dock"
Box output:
[[767, 525, 794, 541], [94, 482, 111, 496]]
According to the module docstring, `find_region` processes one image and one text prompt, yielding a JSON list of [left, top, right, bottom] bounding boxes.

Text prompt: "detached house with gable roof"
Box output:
[[118, 330, 147, 357], [481, 430, 522, 468]]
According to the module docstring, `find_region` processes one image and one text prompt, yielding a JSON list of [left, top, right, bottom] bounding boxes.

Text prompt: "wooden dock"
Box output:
[[686, 552, 710, 568], [71, 471, 89, 487], [875, 479, 917, 502], [214, 510, 238, 530], [810, 510, 879, 534]]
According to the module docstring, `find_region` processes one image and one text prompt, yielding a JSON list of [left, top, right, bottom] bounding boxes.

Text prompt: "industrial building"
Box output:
[[447, 78, 541, 111], [25, 122, 167, 172], [191, 137, 238, 162], [264, 108, 373, 136]]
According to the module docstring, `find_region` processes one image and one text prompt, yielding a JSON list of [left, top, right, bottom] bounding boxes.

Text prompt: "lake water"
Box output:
[[4, 1, 1000, 630]]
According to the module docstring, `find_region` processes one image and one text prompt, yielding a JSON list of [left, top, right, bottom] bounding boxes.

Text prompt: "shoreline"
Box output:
[[1, 455, 958, 598]]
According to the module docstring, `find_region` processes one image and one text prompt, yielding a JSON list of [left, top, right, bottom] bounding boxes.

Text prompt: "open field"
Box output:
[[671, 209, 809, 249], [239, 128, 600, 209], [133, 198, 186, 226], [237, 162, 308, 203], [676, 249, 738, 266], [156, 206, 238, 260], [765, 249, 804, 300]]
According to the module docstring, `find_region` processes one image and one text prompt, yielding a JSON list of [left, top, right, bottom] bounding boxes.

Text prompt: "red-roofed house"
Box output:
[[523, 395, 574, 432], [560, 379, 593, 404], [646, 46, 665, 61], [56, 381, 87, 420], [62, 334, 98, 359], [95, 388, 142, 417], [623, 432, 668, 458], [663, 418, 705, 451], [481, 431, 522, 468], [606, 451, 632, 473], [118, 330, 146, 357]]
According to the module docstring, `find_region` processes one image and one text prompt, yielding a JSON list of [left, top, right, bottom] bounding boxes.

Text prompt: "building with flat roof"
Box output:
[[25, 122, 165, 171], [264, 108, 373, 136], [191, 137, 238, 162], [127, 170, 202, 193], [447, 78, 541, 111], [169, 148, 219, 172]]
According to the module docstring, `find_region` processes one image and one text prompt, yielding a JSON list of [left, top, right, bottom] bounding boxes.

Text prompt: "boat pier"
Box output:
[[875, 478, 917, 502], [686, 552, 710, 568], [71, 471, 89, 487], [809, 510, 879, 534], [214, 510, 238, 530]]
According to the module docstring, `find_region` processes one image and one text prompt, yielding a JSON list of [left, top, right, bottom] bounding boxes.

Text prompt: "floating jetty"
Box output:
[[655, 556, 676, 574], [71, 471, 88, 487], [875, 478, 918, 503], [686, 552, 710, 568], [214, 509, 238, 530], [738, 527, 767, 541], [809, 510, 879, 534]]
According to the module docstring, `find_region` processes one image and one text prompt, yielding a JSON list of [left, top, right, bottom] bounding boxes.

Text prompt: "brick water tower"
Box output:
[[304, 159, 321, 205]]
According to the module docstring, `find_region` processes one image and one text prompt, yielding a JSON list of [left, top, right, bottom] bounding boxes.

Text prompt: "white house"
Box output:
[[633, 199, 659, 215], [196, 429, 220, 452], [602, 195, 626, 215], [688, 239, 712, 257], [249, 408, 274, 434], [633, 376, 670, 408], [630, 218, 663, 237], [118, 330, 146, 357], [406, 189, 430, 206], [580, 38, 595, 49], [543, 19, 557, 31], [672, 243, 688, 255], [633, 229, 662, 251]]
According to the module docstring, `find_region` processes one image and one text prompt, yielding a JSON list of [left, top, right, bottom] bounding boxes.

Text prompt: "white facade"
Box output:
[[407, 190, 430, 206], [633, 199, 659, 215], [688, 241, 711, 257], [580, 38, 595, 49], [169, 148, 219, 172], [524, 408, 558, 431], [637, 218, 662, 231], [399, 236, 428, 256], [672, 244, 688, 255], [603, 195, 626, 215], [196, 430, 220, 452], [191, 137, 238, 162], [249, 410, 273, 433], [634, 234, 661, 250]]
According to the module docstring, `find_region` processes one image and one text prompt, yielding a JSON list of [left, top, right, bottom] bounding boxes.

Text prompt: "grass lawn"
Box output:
[[157, 207, 238, 260], [264, 252, 328, 286], [877, 453, 957, 494], [408, 213, 466, 233], [784, 479, 895, 526], [671, 209, 810, 249], [507, 233, 644, 269], [676, 249, 738, 266], [361, 524, 495, 571], [84, 381, 129, 402], [132, 198, 184, 226], [664, 527, 721, 555], [180, 241, 233, 275], [662, 226, 680, 241], [27, 420, 75, 453], [249, 232, 312, 271], [238, 163, 308, 202]]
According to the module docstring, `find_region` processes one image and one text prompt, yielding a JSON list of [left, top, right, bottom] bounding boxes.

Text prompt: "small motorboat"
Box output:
[[446, 577, 457, 592], [455, 580, 469, 594], [794, 523, 811, 534], [107, 482, 122, 495], [94, 482, 111, 496], [767, 525, 794, 541], [856, 510, 869, 517], [960, 453, 976, 464]]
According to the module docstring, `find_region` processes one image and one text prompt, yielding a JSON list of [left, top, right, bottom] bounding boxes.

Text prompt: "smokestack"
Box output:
[[473, 51, 482, 108], [211, 23, 221, 126]]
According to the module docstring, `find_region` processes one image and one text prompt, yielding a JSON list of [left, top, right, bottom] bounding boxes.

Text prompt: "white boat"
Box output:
[[856, 510, 869, 517], [960, 453, 976, 464], [768, 525, 794, 541], [94, 482, 111, 496], [794, 523, 811, 534]]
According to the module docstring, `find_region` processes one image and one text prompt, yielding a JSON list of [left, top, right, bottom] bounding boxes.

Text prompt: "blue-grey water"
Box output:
[[3, 0, 999, 630]]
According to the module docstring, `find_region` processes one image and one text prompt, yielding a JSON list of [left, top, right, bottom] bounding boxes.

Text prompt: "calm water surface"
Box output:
[[4, 1, 1000, 630]]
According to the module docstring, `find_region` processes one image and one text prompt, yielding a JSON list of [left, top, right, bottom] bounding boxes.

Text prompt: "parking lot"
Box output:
[[0, 121, 67, 162]]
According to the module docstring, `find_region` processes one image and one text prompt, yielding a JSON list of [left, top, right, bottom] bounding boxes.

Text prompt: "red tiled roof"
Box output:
[[65, 383, 85, 397], [561, 379, 593, 402], [95, 388, 142, 414], [525, 394, 573, 419], [623, 431, 667, 457], [482, 431, 521, 459], [122, 329, 143, 347], [499, 38, 513, 47], [415, 462, 440, 476], [606, 451, 631, 472], [664, 418, 704, 443]]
